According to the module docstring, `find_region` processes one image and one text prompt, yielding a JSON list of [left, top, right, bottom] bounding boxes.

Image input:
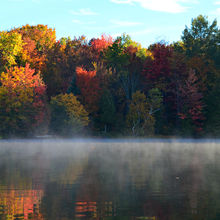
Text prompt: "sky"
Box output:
[[0, 0, 219, 47]]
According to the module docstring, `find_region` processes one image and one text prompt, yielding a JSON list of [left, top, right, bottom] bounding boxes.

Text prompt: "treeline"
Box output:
[[0, 15, 219, 138]]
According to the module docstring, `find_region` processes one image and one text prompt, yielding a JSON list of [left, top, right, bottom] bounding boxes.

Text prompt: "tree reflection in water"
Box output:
[[0, 141, 220, 219]]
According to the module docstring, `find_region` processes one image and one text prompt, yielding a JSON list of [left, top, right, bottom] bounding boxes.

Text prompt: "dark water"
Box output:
[[0, 139, 220, 220]]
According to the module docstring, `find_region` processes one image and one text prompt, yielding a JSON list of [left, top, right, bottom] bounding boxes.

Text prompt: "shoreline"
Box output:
[[1, 136, 220, 143]]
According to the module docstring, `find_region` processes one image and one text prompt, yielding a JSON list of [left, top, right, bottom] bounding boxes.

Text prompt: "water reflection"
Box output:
[[0, 189, 43, 219], [0, 140, 220, 219]]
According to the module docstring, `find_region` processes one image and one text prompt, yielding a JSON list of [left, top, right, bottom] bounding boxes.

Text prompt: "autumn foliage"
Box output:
[[76, 66, 101, 114], [179, 69, 205, 133], [142, 44, 173, 90], [0, 31, 23, 68], [0, 15, 219, 137], [91, 34, 113, 53], [50, 93, 89, 135], [12, 24, 56, 72], [126, 91, 155, 136], [0, 64, 46, 136]]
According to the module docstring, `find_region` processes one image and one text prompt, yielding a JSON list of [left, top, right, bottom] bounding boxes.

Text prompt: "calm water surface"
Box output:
[[0, 139, 220, 220]]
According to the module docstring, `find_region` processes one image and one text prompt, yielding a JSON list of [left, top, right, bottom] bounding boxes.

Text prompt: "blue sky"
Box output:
[[1, 0, 219, 47]]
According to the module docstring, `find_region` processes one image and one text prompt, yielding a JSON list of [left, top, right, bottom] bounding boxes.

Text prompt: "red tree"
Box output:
[[76, 67, 101, 114], [91, 34, 113, 53], [143, 44, 173, 83], [142, 44, 174, 132], [179, 69, 205, 133]]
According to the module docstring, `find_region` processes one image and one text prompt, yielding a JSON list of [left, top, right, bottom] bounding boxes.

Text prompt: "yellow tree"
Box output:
[[126, 91, 152, 136], [0, 31, 23, 70], [50, 93, 89, 136], [126, 89, 162, 136]]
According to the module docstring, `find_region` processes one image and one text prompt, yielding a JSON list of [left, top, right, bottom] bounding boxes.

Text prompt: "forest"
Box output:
[[0, 15, 219, 138]]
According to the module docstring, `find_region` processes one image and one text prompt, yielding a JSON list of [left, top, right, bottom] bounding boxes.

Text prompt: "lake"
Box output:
[[0, 139, 220, 220]]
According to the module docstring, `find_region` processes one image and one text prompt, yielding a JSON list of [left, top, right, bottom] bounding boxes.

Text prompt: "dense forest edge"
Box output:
[[0, 15, 219, 138]]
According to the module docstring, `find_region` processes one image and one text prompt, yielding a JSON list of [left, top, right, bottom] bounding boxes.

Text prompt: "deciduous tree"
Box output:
[[98, 89, 116, 133], [0, 64, 46, 136], [126, 90, 162, 136], [50, 93, 89, 136], [76, 66, 101, 114], [0, 31, 23, 70], [179, 69, 205, 134]]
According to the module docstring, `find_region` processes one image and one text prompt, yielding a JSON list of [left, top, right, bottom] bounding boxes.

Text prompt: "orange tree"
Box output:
[[0, 64, 46, 137], [12, 24, 56, 73]]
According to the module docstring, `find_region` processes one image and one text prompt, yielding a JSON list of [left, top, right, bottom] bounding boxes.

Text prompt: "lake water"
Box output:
[[0, 139, 220, 220]]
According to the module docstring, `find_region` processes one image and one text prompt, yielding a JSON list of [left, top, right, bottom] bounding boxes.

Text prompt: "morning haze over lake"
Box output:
[[0, 0, 220, 219], [0, 139, 220, 219]]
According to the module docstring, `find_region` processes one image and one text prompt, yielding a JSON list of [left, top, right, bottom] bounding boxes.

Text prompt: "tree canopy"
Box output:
[[0, 16, 219, 137]]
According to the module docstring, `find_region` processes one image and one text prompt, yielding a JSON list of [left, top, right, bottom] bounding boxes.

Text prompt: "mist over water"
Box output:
[[0, 139, 220, 219]]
